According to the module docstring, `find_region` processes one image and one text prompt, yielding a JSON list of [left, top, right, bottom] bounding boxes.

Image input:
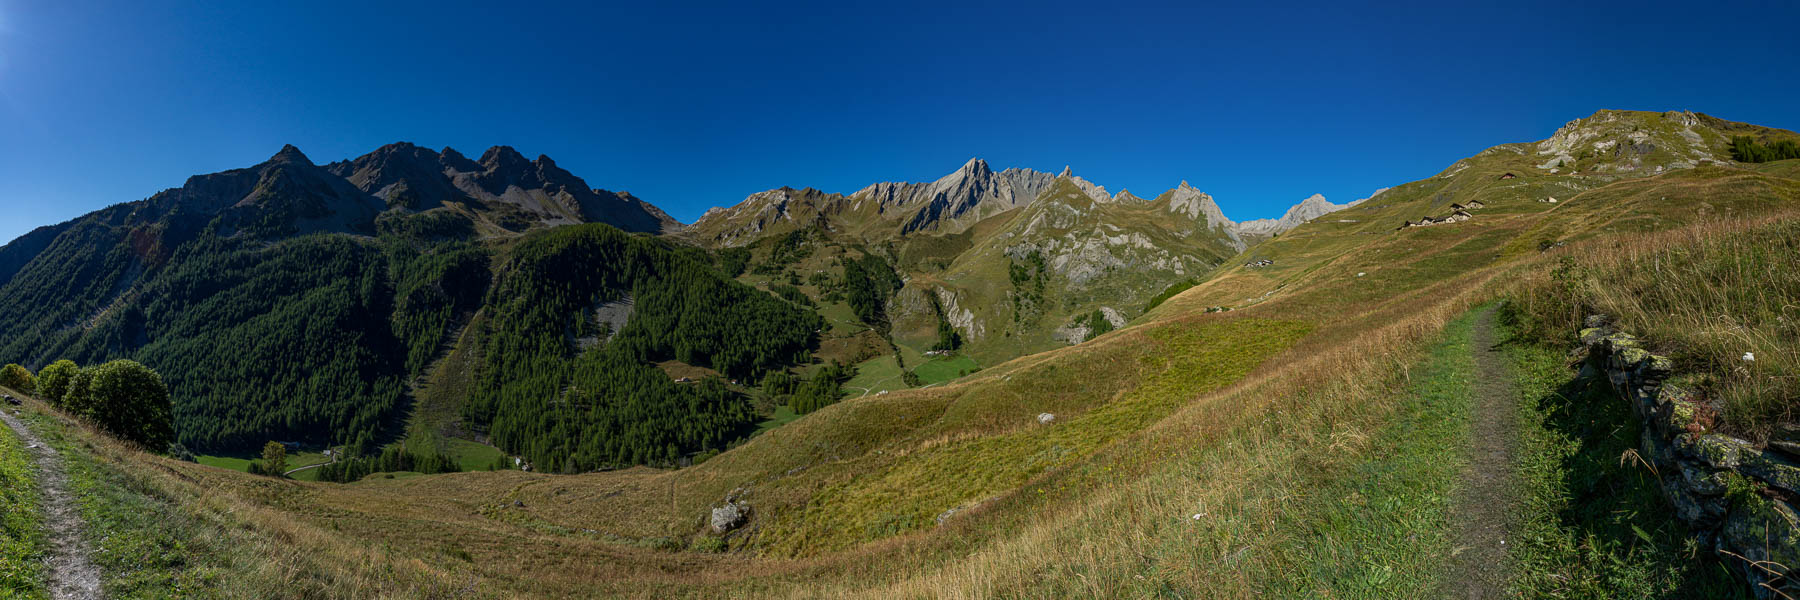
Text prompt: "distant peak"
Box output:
[[479, 145, 528, 168], [269, 144, 313, 166], [1059, 166, 1073, 177], [1177, 180, 1196, 191], [536, 154, 557, 168], [958, 157, 991, 173], [439, 146, 479, 172]]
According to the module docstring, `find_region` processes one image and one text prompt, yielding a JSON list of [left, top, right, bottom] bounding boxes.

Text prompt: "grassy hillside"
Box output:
[[6, 110, 1795, 597]]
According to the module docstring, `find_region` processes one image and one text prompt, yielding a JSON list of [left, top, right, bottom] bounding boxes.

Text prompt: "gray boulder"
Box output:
[[711, 502, 749, 534]]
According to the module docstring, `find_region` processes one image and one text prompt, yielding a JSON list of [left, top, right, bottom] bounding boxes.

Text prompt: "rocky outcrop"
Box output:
[[1159, 181, 1244, 251], [1579, 315, 1799, 598], [1533, 109, 1724, 173]]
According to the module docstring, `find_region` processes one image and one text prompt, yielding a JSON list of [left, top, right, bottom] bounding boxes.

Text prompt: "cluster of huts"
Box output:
[[1244, 259, 1275, 269], [1397, 200, 1485, 230]]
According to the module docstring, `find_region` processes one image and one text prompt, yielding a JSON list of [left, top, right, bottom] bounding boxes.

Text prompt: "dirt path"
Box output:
[[1446, 307, 1519, 599], [283, 460, 332, 476], [0, 405, 104, 599]]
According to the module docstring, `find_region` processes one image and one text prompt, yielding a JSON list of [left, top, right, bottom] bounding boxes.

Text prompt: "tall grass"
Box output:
[[1508, 214, 1800, 437]]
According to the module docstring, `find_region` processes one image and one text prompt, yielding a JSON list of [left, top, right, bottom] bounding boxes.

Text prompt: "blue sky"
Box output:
[[1, 0, 1797, 245]]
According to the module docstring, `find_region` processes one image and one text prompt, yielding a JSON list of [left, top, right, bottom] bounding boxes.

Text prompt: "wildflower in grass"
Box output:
[[1743, 352, 1755, 362]]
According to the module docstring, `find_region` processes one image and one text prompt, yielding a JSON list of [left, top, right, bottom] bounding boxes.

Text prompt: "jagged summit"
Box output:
[[311, 142, 677, 233], [478, 145, 532, 172]]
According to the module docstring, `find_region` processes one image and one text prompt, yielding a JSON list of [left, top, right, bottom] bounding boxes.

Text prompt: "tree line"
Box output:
[[1729, 135, 1800, 163]]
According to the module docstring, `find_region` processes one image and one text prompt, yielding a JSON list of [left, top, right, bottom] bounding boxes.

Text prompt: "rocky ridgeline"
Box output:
[[1577, 315, 1799, 598]]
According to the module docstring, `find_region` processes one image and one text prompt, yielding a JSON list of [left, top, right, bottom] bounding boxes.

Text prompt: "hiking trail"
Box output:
[[1446, 306, 1520, 599], [1, 403, 104, 600]]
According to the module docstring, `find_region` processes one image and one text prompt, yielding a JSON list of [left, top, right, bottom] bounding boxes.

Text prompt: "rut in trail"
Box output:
[[1, 406, 104, 600], [1445, 306, 1520, 599]]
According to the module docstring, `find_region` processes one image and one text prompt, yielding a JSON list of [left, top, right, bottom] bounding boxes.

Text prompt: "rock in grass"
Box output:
[[711, 502, 749, 533]]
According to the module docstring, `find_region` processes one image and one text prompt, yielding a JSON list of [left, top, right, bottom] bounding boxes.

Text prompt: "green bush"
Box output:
[[35, 359, 78, 406], [80, 360, 175, 450], [0, 363, 31, 393]]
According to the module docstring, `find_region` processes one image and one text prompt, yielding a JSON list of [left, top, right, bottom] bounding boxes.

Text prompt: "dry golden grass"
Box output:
[[24, 161, 1799, 597], [1508, 210, 1800, 437]]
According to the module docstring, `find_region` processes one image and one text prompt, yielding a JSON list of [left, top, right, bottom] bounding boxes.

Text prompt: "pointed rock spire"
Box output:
[[269, 144, 314, 166]]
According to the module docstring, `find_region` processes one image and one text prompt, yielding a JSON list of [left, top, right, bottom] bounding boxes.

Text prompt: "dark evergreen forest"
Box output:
[[460, 224, 823, 473]]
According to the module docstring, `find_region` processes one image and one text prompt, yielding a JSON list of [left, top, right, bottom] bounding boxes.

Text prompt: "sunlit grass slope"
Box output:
[[31, 111, 1800, 598]]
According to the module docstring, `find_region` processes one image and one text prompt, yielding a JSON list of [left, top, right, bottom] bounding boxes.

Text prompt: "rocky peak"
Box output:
[[935, 157, 994, 187], [1113, 190, 1146, 204], [1158, 181, 1243, 250], [479, 145, 531, 172], [440, 146, 480, 172], [268, 144, 314, 166]]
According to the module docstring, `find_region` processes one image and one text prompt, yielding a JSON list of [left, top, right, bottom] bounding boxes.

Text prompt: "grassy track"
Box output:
[[0, 401, 47, 599], [1257, 308, 1478, 596], [22, 409, 233, 598]]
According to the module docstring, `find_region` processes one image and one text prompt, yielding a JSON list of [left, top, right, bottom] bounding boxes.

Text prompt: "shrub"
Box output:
[[82, 360, 175, 450], [260, 441, 288, 476], [35, 360, 78, 406], [0, 364, 31, 394]]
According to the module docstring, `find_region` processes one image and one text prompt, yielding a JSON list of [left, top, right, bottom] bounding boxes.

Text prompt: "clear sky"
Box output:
[[2, 0, 1797, 245]]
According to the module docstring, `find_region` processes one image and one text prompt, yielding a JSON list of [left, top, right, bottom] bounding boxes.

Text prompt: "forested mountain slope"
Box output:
[[0, 143, 778, 466]]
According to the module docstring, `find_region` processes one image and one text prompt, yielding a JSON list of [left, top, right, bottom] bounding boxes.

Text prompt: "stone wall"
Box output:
[[1578, 315, 1799, 598]]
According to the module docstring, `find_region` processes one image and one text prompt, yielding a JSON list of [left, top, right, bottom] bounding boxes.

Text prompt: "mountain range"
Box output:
[[1, 108, 1793, 464]]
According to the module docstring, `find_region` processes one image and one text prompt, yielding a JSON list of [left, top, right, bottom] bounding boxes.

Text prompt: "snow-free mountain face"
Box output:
[[325, 142, 680, 234], [1234, 193, 1365, 239], [686, 159, 1317, 367], [689, 158, 1316, 247], [687, 159, 1139, 247]]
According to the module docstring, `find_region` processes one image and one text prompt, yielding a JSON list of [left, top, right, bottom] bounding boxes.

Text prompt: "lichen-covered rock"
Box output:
[[1738, 451, 1800, 496], [1581, 317, 1800, 597], [1687, 434, 1753, 470], [1717, 497, 1800, 598], [1580, 327, 1610, 345], [1677, 460, 1729, 496], [1666, 476, 1727, 524]]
